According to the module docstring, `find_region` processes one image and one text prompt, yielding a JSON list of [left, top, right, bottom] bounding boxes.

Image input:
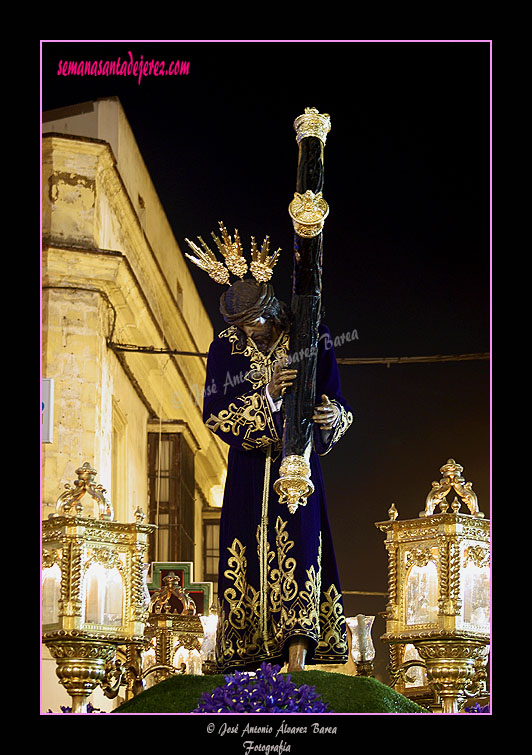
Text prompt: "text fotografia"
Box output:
[[56, 51, 190, 85]]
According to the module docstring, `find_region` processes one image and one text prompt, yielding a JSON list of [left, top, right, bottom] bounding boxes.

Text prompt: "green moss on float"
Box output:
[[113, 670, 428, 714]]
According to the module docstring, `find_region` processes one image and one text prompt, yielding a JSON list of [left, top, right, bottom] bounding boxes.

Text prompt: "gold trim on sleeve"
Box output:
[[317, 400, 353, 456]]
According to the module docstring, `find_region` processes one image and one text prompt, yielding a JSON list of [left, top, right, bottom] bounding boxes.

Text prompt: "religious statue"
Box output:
[[184, 108, 353, 673]]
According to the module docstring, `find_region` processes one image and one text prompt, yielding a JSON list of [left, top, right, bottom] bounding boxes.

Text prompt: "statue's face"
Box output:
[[241, 316, 267, 339], [240, 316, 274, 351]]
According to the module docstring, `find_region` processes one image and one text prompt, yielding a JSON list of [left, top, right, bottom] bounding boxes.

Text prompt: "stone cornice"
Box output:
[[42, 133, 211, 359], [42, 244, 226, 470]]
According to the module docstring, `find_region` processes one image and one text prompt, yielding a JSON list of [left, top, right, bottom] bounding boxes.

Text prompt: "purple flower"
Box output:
[[193, 662, 330, 713], [464, 702, 490, 713], [47, 702, 104, 714]]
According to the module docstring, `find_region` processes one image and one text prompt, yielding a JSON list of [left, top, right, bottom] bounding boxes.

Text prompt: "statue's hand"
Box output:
[[312, 394, 339, 430], [268, 358, 297, 400]]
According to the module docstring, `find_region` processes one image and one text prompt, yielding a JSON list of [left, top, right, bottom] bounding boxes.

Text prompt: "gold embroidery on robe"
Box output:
[[219, 326, 290, 389], [212, 326, 349, 667], [205, 389, 279, 449], [314, 584, 349, 660], [216, 539, 265, 666], [269, 518, 322, 643], [216, 516, 347, 668]]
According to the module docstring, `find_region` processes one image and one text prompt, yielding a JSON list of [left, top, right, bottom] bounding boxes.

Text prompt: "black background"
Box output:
[[41, 40, 491, 684]]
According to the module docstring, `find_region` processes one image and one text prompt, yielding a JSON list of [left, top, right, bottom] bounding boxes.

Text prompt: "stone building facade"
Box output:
[[41, 98, 226, 711]]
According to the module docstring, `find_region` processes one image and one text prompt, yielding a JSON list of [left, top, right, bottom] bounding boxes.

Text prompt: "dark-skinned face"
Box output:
[[241, 317, 276, 352]]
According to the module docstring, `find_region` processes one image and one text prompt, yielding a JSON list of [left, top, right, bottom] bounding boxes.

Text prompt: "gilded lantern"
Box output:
[[143, 572, 205, 683], [41, 462, 156, 712], [375, 459, 490, 713]]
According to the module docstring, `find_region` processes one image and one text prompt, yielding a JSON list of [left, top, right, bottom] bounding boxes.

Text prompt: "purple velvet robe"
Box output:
[[203, 322, 353, 672]]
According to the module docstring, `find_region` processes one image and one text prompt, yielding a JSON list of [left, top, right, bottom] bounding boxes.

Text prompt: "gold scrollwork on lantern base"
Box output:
[[289, 190, 329, 238], [46, 637, 117, 713], [414, 638, 488, 714], [273, 454, 314, 514]]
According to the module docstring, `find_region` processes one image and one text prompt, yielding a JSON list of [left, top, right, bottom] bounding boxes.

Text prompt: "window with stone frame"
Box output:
[[203, 519, 220, 605], [147, 432, 195, 564]]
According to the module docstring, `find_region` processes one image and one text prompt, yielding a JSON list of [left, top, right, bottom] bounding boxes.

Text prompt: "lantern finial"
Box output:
[[388, 503, 398, 521], [421, 458, 482, 518], [55, 462, 114, 520]]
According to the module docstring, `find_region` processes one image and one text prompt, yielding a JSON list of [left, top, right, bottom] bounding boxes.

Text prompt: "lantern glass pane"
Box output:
[[142, 645, 157, 689], [85, 562, 106, 623], [103, 566, 124, 625], [173, 646, 202, 675], [42, 562, 61, 625], [173, 645, 189, 672], [406, 561, 438, 625], [189, 648, 203, 674], [83, 562, 124, 626], [462, 561, 490, 627], [403, 644, 428, 688]]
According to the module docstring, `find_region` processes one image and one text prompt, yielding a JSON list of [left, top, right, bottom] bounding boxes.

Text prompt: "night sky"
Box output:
[[41, 40, 491, 681]]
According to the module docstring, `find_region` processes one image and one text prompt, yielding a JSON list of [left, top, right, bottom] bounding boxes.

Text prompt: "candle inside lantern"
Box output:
[[405, 561, 438, 625], [200, 613, 218, 662], [103, 566, 124, 626], [461, 559, 490, 627], [85, 562, 106, 624], [84, 562, 124, 626]]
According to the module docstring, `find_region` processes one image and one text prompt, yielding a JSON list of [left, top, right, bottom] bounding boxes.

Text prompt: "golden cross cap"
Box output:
[[293, 107, 331, 145]]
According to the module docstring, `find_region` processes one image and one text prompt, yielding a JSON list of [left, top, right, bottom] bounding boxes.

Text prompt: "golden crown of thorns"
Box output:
[[185, 222, 281, 285]]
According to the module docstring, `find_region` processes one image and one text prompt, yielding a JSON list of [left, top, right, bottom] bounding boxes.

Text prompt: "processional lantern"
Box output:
[[375, 459, 490, 713], [142, 572, 206, 683], [274, 107, 331, 513], [42, 462, 156, 713]]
